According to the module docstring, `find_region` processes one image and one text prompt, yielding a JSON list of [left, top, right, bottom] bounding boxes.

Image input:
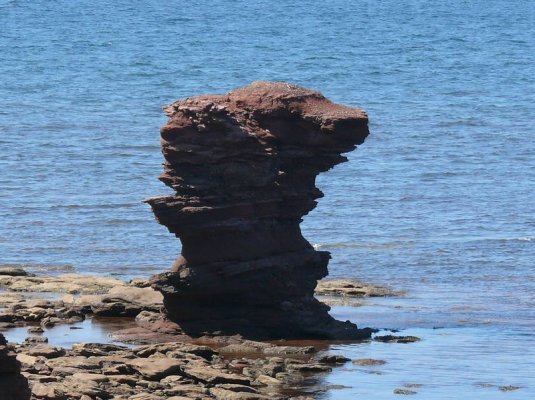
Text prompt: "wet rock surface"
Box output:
[[373, 335, 421, 344], [146, 81, 370, 340]]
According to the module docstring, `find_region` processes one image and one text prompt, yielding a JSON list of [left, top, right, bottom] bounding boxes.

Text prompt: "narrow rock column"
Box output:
[[0, 334, 31, 400], [146, 81, 370, 339]]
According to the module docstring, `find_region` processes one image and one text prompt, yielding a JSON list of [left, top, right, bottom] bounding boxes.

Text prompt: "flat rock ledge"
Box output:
[[315, 279, 404, 306], [0, 273, 163, 331], [146, 81, 370, 340]]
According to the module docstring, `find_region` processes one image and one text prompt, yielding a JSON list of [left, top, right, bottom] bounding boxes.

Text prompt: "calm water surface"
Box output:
[[1, 0, 534, 398]]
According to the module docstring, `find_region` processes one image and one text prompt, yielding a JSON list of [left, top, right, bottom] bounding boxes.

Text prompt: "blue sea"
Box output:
[[1, 0, 534, 398]]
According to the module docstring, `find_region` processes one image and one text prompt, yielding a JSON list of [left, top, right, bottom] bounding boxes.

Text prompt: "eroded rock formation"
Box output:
[[0, 334, 31, 400], [146, 81, 370, 339]]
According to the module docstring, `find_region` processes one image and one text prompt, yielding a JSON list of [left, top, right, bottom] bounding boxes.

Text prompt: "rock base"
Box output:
[[151, 251, 371, 340]]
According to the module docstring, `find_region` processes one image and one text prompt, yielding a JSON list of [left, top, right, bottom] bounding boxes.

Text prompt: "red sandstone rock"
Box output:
[[146, 81, 370, 339], [0, 334, 31, 400]]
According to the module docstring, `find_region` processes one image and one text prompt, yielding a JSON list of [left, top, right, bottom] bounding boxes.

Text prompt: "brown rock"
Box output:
[[393, 388, 417, 395], [0, 312, 17, 323], [374, 335, 421, 343], [0, 267, 32, 276], [215, 384, 259, 393], [167, 397, 195, 400], [127, 358, 183, 380], [255, 374, 283, 386], [274, 372, 304, 385], [107, 374, 138, 386], [27, 326, 45, 334], [31, 382, 61, 399], [218, 341, 272, 354], [49, 366, 86, 377], [184, 366, 251, 385], [286, 363, 332, 373], [163, 383, 207, 398], [61, 376, 111, 399], [72, 372, 108, 382], [16, 353, 40, 367], [91, 286, 164, 317], [315, 279, 403, 298], [499, 385, 521, 391], [24, 335, 49, 345], [27, 344, 66, 359], [262, 345, 315, 355], [71, 342, 130, 356], [0, 333, 31, 400], [209, 388, 272, 400], [146, 81, 370, 340], [129, 394, 166, 400], [0, 274, 125, 294], [352, 358, 387, 366], [314, 354, 351, 364], [134, 341, 215, 360], [45, 355, 101, 370]]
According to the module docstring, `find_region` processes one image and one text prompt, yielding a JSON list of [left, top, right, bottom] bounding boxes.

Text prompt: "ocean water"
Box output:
[[1, 0, 534, 398]]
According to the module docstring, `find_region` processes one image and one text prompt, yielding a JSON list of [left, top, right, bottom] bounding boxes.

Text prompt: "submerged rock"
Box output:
[[374, 335, 421, 343], [393, 389, 417, 395], [498, 385, 521, 391], [146, 81, 370, 340], [352, 358, 387, 366]]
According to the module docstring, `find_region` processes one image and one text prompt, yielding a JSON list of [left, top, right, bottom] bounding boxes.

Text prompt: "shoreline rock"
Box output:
[[0, 270, 419, 400], [10, 332, 352, 400]]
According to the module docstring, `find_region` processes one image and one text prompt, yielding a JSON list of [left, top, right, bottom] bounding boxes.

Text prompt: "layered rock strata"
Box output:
[[0, 334, 31, 400], [146, 81, 370, 339]]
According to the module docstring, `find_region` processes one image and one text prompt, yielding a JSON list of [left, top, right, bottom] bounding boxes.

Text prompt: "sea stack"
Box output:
[[0, 334, 31, 400], [146, 81, 370, 339]]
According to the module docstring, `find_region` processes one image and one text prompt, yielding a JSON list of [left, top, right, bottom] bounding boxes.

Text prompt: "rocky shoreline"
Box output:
[[9, 335, 348, 400], [0, 267, 411, 400]]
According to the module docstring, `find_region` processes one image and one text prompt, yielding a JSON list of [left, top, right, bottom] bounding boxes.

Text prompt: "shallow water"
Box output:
[[4, 317, 134, 349], [1, 0, 534, 397], [324, 305, 535, 399]]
